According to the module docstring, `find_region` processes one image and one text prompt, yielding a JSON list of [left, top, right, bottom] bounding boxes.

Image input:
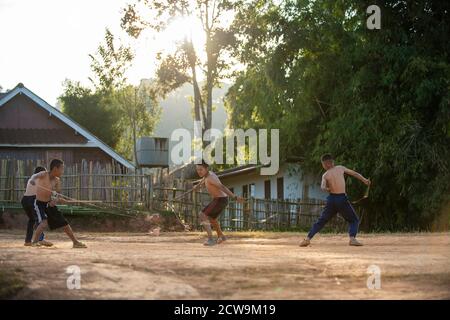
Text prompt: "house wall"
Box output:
[[0, 92, 124, 168], [1, 94, 74, 131], [218, 163, 327, 201]]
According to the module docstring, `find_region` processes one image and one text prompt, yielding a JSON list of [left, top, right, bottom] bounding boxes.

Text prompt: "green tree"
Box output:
[[115, 83, 161, 163], [59, 28, 162, 162], [89, 28, 134, 93], [59, 80, 121, 148], [226, 0, 450, 230], [88, 28, 161, 162], [120, 0, 236, 140]]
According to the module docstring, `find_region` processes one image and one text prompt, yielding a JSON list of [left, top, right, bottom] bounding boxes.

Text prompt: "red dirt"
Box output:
[[0, 230, 449, 299]]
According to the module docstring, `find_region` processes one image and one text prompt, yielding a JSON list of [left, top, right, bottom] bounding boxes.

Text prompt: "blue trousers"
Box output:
[[307, 193, 359, 239]]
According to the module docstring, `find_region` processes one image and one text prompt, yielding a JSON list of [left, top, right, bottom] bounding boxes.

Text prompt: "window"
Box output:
[[277, 177, 284, 199], [249, 183, 255, 198], [242, 185, 248, 198], [242, 184, 255, 198], [264, 180, 271, 199]]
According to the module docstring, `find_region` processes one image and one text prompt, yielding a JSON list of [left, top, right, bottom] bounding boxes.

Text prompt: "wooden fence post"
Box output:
[[192, 191, 198, 228], [248, 197, 254, 230], [11, 160, 16, 202], [147, 174, 153, 210]]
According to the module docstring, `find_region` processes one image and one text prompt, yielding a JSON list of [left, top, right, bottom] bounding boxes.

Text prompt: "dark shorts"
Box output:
[[202, 197, 228, 219], [34, 200, 68, 230], [34, 199, 48, 223], [21, 195, 36, 220]]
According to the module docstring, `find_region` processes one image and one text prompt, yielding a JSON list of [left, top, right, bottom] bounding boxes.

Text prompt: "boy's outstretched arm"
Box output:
[[343, 167, 371, 186], [321, 175, 330, 192], [209, 178, 244, 203], [192, 178, 205, 191]]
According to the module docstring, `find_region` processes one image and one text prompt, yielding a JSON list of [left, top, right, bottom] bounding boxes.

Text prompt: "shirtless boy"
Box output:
[[30, 159, 87, 248], [195, 161, 244, 246], [21, 166, 51, 246], [300, 154, 371, 247]]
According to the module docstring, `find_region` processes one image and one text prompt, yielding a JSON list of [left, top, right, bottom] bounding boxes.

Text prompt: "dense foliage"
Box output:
[[59, 80, 121, 148], [226, 0, 450, 230]]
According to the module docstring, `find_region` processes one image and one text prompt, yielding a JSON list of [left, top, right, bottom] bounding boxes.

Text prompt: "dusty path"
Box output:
[[0, 230, 449, 299]]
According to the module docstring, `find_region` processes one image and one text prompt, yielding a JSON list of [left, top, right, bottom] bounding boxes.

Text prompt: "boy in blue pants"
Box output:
[[300, 154, 370, 247]]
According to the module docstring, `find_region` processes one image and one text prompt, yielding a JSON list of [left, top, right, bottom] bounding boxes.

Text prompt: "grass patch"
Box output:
[[0, 269, 26, 299]]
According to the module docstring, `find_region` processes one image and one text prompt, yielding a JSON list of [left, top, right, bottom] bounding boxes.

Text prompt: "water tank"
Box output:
[[136, 137, 169, 168]]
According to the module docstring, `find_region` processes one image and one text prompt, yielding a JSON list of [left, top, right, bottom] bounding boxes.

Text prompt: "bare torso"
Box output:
[[322, 165, 347, 194], [35, 173, 59, 202], [24, 178, 38, 196], [204, 172, 227, 198]]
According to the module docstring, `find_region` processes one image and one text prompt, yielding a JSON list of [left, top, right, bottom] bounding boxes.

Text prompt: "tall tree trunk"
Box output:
[[205, 5, 213, 134], [191, 64, 209, 149], [132, 89, 138, 167], [191, 65, 202, 124], [185, 39, 203, 126], [206, 54, 213, 134]]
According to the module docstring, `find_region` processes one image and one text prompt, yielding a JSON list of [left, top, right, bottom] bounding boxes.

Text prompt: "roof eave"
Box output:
[[216, 164, 262, 179], [0, 85, 135, 169]]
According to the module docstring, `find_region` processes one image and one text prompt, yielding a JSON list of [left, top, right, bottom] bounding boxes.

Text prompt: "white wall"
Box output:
[[217, 163, 327, 201], [283, 163, 302, 199], [309, 180, 326, 200]]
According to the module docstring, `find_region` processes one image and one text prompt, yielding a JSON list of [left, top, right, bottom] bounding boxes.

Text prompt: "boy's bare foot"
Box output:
[[73, 241, 87, 249], [299, 238, 311, 247], [31, 242, 43, 247], [349, 238, 363, 246], [203, 238, 216, 246], [217, 236, 227, 244], [39, 240, 54, 247]]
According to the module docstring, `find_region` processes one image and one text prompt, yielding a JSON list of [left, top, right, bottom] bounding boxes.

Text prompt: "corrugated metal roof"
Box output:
[[216, 164, 262, 178]]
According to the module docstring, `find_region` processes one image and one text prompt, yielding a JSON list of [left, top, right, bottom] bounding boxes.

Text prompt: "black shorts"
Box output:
[[202, 197, 228, 219], [21, 195, 36, 220], [34, 199, 48, 223], [34, 200, 68, 230]]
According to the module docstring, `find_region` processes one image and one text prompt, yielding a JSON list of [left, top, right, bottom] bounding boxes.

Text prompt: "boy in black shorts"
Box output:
[[30, 159, 86, 248], [21, 166, 51, 246]]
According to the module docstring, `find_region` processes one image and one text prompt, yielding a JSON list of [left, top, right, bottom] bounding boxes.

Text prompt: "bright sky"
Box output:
[[0, 0, 206, 105]]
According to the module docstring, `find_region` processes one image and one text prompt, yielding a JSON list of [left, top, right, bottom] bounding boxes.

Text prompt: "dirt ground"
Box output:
[[0, 230, 449, 299]]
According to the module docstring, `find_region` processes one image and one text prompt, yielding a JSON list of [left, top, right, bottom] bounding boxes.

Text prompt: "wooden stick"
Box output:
[[63, 200, 104, 203]]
